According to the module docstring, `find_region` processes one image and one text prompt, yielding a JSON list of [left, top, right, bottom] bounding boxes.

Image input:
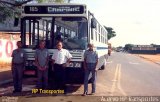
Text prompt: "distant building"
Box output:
[[131, 45, 160, 54]]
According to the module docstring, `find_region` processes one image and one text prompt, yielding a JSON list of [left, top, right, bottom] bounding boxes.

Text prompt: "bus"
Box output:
[[20, 3, 108, 84]]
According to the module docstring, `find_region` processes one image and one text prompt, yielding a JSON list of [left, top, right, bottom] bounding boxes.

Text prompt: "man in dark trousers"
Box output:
[[82, 43, 98, 96], [52, 41, 72, 93], [35, 40, 49, 89], [11, 41, 26, 93]]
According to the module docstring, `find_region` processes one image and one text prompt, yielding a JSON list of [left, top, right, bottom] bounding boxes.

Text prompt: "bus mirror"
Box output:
[[14, 17, 19, 27], [91, 18, 97, 28]]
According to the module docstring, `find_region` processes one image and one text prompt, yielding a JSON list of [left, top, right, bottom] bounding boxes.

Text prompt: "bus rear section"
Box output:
[[108, 43, 112, 56]]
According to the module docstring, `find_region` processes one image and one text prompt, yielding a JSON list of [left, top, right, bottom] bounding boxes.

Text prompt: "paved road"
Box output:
[[1, 52, 160, 102], [98, 52, 160, 96]]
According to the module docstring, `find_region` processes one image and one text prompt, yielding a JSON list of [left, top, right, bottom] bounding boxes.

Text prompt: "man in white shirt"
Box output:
[[52, 41, 72, 93]]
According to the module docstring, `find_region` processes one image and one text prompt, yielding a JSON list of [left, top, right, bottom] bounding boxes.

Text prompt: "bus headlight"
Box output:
[[26, 61, 29, 66], [29, 61, 33, 66], [67, 62, 81, 68], [68, 62, 74, 67], [74, 62, 81, 68], [26, 61, 34, 66]]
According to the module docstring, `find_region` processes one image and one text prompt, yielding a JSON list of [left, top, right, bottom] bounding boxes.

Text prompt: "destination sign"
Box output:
[[24, 5, 85, 14]]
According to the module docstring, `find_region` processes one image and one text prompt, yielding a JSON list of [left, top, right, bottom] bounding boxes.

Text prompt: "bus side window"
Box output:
[[91, 18, 97, 28]]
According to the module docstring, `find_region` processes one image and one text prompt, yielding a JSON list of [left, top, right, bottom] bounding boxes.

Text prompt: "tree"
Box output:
[[104, 26, 116, 40], [0, 0, 34, 6], [0, 4, 13, 23], [0, 0, 70, 23], [0, 0, 34, 23], [124, 44, 134, 51]]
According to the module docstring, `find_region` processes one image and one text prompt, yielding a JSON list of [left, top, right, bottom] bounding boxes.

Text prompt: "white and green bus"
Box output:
[[20, 3, 108, 83]]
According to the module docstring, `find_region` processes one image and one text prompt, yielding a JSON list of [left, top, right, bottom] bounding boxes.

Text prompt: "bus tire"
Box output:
[[99, 64, 106, 70]]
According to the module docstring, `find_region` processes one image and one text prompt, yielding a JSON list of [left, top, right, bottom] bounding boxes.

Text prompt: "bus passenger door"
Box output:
[[21, 18, 40, 48]]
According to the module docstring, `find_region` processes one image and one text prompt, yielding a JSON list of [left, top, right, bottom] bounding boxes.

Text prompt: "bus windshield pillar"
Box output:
[[46, 21, 50, 48], [21, 18, 26, 47], [29, 20, 31, 46], [32, 20, 36, 46], [50, 17, 55, 48], [37, 21, 40, 45]]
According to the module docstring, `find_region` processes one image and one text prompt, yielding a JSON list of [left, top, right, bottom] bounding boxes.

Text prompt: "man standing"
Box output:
[[82, 43, 98, 96], [35, 41, 49, 89], [52, 41, 72, 93], [11, 41, 26, 93]]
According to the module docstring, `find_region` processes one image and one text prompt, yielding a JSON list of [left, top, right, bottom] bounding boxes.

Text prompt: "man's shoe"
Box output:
[[82, 93, 87, 96], [82, 92, 87, 96], [13, 90, 18, 93], [17, 90, 22, 92], [64, 91, 67, 95], [90, 92, 95, 95]]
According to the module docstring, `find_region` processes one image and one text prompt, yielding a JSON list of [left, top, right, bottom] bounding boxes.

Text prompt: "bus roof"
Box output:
[[23, 3, 86, 6]]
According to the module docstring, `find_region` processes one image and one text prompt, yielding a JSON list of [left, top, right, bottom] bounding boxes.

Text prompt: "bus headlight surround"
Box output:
[[67, 62, 81, 68], [26, 60, 34, 66], [74, 62, 81, 68]]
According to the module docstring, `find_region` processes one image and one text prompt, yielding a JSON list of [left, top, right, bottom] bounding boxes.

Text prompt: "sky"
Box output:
[[72, 0, 160, 47]]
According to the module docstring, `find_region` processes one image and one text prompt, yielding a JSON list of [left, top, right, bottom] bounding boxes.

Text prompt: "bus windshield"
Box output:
[[22, 17, 88, 50]]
